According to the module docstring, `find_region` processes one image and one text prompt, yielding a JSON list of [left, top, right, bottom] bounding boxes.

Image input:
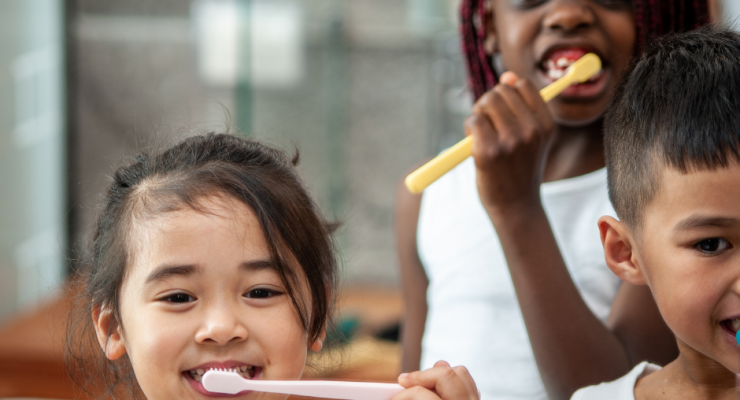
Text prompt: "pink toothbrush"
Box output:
[[202, 369, 404, 400]]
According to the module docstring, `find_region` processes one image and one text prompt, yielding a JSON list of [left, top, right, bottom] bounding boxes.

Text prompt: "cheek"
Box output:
[[602, 12, 636, 62], [260, 303, 309, 378], [495, 14, 540, 72], [650, 266, 719, 341], [121, 305, 190, 378]]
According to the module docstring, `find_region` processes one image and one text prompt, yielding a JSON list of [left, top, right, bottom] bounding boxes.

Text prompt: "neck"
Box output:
[[659, 341, 739, 399], [543, 118, 605, 183]]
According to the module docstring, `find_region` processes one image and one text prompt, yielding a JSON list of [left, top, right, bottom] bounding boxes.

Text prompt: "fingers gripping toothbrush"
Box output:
[[404, 53, 603, 194]]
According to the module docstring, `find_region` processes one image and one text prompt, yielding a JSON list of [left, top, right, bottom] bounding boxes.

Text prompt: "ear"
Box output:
[[309, 286, 331, 353], [482, 0, 498, 55], [598, 216, 647, 285], [93, 305, 127, 360], [309, 329, 326, 352]]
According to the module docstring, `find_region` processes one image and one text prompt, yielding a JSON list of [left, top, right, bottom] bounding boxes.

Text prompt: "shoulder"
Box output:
[[570, 362, 661, 400]]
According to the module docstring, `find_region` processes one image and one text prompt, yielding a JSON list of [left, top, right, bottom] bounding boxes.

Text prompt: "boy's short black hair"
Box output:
[[605, 26, 740, 230]]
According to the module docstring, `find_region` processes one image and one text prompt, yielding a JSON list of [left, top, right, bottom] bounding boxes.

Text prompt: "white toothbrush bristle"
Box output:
[[202, 368, 246, 395]]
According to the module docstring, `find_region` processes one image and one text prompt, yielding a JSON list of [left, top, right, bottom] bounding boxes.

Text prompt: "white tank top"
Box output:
[[418, 158, 621, 400]]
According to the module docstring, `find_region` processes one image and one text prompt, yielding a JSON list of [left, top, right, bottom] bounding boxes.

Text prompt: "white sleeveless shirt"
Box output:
[[417, 158, 621, 400]]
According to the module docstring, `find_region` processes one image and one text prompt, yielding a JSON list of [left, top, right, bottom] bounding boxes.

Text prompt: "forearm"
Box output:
[[400, 301, 427, 372], [487, 201, 631, 400], [395, 173, 429, 373], [398, 245, 428, 373]]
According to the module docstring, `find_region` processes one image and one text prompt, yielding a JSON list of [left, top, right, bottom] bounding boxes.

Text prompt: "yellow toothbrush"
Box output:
[[404, 53, 602, 194]]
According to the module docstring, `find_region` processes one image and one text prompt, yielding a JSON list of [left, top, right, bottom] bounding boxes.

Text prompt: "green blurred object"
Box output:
[[324, 315, 360, 348]]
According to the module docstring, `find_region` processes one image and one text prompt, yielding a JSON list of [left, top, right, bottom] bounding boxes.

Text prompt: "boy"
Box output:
[[573, 27, 740, 399]]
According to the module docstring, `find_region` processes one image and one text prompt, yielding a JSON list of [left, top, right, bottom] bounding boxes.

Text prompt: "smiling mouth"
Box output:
[[188, 366, 260, 382]]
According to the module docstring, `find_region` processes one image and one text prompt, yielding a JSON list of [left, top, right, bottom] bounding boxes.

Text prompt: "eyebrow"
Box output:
[[145, 264, 199, 285], [673, 215, 740, 231], [240, 260, 279, 272], [144, 260, 278, 285]]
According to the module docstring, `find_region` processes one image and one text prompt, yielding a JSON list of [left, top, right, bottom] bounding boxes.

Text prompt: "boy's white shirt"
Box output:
[[570, 361, 661, 400]]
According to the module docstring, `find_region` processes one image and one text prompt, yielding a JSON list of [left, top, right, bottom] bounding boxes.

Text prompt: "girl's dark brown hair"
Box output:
[[460, 0, 711, 101], [66, 133, 339, 399]]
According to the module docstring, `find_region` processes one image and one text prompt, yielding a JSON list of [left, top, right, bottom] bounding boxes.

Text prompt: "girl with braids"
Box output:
[[396, 1, 711, 399], [67, 133, 480, 400]]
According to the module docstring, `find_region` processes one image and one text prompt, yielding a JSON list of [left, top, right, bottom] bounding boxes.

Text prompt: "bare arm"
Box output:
[[487, 203, 675, 399], [468, 74, 676, 399], [396, 162, 430, 373]]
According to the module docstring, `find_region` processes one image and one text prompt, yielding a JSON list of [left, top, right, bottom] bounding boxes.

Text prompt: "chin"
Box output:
[[550, 108, 605, 128]]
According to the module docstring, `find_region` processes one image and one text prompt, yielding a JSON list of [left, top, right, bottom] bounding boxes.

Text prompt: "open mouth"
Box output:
[[540, 48, 604, 83], [184, 364, 263, 397], [720, 317, 740, 336], [188, 365, 261, 383], [537, 47, 607, 99]]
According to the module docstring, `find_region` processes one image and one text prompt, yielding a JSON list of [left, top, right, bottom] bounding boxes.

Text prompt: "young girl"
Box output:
[[67, 133, 479, 400], [396, 1, 711, 399]]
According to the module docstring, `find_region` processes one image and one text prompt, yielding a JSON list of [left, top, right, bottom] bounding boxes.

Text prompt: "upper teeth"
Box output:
[[188, 366, 256, 382], [556, 57, 571, 68], [544, 56, 603, 82], [546, 57, 574, 71], [545, 57, 575, 80], [731, 317, 740, 332]]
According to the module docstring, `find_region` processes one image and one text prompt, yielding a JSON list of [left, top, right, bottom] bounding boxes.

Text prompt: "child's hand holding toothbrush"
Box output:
[[394, 361, 480, 400]]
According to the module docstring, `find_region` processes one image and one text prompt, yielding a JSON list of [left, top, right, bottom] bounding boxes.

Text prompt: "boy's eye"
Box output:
[[245, 288, 279, 299], [162, 293, 195, 303], [695, 238, 731, 254]]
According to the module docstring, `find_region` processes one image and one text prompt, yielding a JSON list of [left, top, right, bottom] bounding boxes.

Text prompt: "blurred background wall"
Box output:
[[65, 0, 470, 296], [0, 0, 475, 323], [0, 0, 65, 320], [0, 0, 738, 324]]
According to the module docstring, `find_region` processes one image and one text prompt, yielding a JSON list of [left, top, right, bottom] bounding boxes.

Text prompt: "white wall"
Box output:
[[0, 0, 66, 321], [720, 0, 740, 29]]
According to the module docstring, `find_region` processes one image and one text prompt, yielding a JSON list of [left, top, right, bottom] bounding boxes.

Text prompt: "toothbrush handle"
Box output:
[[403, 58, 594, 194], [404, 136, 473, 194], [539, 73, 578, 102], [243, 380, 405, 400]]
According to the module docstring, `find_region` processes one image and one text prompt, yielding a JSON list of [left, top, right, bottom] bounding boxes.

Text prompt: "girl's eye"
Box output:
[[162, 293, 195, 303], [694, 238, 731, 254], [245, 288, 279, 299]]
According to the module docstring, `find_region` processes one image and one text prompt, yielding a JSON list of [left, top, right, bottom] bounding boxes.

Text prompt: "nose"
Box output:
[[195, 302, 248, 345], [543, 0, 596, 33]]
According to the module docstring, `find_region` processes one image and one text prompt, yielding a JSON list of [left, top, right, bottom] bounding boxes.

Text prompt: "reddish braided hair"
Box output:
[[460, 0, 710, 101]]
